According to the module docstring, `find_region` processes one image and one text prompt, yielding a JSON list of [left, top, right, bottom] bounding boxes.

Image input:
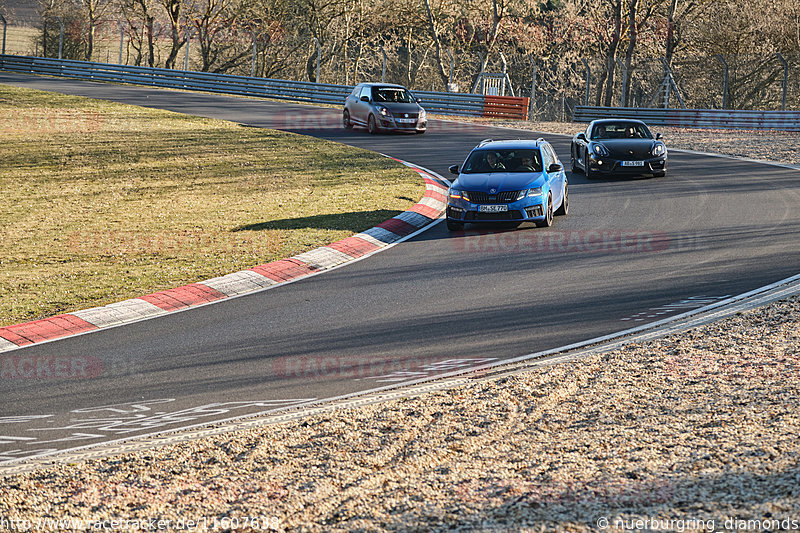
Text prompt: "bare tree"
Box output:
[[162, 0, 184, 69], [79, 0, 111, 61]]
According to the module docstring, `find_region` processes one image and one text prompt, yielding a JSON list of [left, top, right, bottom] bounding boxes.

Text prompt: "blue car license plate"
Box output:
[[479, 205, 508, 213]]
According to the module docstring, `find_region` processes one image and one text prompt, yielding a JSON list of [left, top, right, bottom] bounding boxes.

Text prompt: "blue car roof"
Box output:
[[475, 139, 547, 151]]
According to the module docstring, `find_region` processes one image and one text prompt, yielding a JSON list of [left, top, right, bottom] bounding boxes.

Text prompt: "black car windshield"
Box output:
[[591, 122, 653, 140], [372, 87, 415, 103], [461, 149, 543, 174]]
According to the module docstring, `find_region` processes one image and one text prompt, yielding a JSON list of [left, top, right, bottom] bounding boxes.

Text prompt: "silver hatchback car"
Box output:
[[343, 83, 427, 134]]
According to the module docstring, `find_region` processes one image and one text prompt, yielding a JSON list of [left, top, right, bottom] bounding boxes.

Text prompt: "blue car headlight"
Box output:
[[524, 187, 543, 199], [593, 144, 610, 157], [449, 188, 470, 202], [652, 143, 665, 157]]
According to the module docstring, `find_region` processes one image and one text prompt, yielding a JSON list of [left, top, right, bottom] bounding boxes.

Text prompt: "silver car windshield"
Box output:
[[372, 87, 415, 103], [461, 149, 543, 174]]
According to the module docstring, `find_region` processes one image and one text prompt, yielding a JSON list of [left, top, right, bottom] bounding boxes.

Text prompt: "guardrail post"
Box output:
[[528, 58, 536, 121], [56, 17, 64, 60], [251, 31, 257, 77], [1, 13, 7, 56], [313, 38, 321, 83], [380, 46, 387, 83], [581, 58, 591, 107], [715, 54, 728, 109], [616, 58, 628, 107], [183, 31, 190, 70], [776, 53, 788, 111], [118, 22, 124, 64], [447, 49, 455, 91]]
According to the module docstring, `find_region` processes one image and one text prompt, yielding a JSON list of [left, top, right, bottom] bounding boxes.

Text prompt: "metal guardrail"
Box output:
[[574, 105, 800, 131], [0, 54, 488, 117]]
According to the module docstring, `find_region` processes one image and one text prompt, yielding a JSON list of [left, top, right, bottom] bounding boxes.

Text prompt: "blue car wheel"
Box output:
[[446, 219, 464, 231], [535, 194, 554, 228]]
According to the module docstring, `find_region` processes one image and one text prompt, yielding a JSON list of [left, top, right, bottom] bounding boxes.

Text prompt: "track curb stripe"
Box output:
[[0, 161, 448, 352], [326, 236, 382, 258], [72, 299, 168, 328], [0, 314, 97, 346]]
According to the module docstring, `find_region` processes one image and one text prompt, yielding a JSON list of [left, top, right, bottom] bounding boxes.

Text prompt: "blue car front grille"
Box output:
[[466, 190, 521, 204], [465, 210, 523, 221]]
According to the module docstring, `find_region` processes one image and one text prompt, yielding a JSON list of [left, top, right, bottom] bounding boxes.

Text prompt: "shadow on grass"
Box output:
[[232, 209, 404, 232]]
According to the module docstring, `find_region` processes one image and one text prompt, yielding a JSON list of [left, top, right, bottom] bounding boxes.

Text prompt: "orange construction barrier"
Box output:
[[483, 95, 530, 120]]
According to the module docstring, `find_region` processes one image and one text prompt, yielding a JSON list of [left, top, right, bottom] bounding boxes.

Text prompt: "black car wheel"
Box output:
[[536, 195, 554, 228], [343, 110, 352, 129], [367, 114, 379, 134], [571, 146, 582, 174], [554, 183, 569, 216], [584, 149, 597, 179], [446, 219, 464, 231]]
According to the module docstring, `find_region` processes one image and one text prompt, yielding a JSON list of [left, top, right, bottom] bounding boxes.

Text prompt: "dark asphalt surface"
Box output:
[[1, 73, 799, 463]]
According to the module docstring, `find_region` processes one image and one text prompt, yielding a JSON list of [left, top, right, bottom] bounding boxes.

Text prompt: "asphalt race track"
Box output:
[[1, 72, 799, 463]]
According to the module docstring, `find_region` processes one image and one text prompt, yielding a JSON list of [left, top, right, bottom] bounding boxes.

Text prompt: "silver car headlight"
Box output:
[[378, 106, 392, 117], [418, 108, 427, 120]]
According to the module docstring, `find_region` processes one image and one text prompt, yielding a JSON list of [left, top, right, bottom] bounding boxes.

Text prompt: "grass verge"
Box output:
[[0, 84, 424, 326]]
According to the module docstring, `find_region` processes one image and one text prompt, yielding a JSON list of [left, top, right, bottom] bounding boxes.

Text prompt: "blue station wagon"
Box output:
[[446, 139, 568, 231]]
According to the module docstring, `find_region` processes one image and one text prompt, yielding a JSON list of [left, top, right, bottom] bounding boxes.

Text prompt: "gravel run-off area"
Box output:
[[1, 124, 799, 532]]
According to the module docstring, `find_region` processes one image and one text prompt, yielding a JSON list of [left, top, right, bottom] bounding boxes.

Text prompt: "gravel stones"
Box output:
[[2, 129, 799, 530]]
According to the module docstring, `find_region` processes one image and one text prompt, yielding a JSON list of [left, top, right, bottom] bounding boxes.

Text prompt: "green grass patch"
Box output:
[[0, 84, 424, 326]]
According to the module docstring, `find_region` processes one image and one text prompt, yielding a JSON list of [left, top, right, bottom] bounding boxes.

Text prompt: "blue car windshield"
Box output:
[[372, 87, 415, 103], [461, 149, 543, 174]]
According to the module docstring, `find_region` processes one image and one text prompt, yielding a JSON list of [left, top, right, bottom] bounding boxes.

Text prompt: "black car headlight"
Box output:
[[652, 143, 665, 157], [593, 144, 610, 157]]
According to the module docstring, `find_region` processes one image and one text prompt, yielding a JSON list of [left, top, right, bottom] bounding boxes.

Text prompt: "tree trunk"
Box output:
[[665, 0, 678, 67], [622, 0, 638, 106], [422, 0, 450, 90], [602, 0, 623, 107], [163, 0, 183, 70]]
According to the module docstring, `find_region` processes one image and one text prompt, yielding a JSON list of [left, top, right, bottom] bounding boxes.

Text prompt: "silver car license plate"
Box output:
[[479, 204, 508, 213], [396, 118, 416, 124], [622, 161, 644, 166]]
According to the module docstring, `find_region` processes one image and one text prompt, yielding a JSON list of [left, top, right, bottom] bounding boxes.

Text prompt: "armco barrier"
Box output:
[[0, 54, 528, 119], [574, 105, 800, 131]]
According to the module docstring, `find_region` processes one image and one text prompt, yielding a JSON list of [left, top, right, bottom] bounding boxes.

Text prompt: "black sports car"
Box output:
[[570, 119, 667, 178]]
